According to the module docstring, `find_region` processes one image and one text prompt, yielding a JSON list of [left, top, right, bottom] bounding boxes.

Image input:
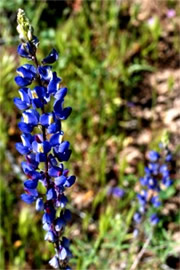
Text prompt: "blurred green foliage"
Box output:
[[0, 0, 179, 269]]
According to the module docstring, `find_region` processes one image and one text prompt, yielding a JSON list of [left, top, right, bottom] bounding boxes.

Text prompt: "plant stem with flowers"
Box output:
[[14, 9, 75, 269], [133, 142, 174, 236]]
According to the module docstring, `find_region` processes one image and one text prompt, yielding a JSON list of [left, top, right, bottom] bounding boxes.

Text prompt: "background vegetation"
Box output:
[[0, 0, 180, 269]]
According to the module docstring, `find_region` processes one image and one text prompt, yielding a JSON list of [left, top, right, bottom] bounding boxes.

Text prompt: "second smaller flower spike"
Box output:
[[42, 48, 59, 64], [133, 144, 174, 236]]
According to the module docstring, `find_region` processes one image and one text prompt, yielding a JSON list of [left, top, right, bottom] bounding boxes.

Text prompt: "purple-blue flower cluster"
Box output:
[[14, 9, 75, 269], [133, 145, 173, 235]]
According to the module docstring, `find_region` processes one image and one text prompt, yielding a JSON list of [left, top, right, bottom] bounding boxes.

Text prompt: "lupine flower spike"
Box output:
[[14, 9, 75, 269], [133, 144, 174, 236]]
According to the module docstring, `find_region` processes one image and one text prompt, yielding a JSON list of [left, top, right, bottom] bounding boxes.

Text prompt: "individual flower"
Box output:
[[108, 186, 124, 198]]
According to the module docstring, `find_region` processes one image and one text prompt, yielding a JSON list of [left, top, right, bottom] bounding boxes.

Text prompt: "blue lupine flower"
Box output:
[[53, 99, 72, 120], [17, 64, 36, 80], [151, 196, 161, 207], [14, 88, 31, 110], [46, 188, 57, 200], [21, 193, 37, 204], [24, 179, 38, 189], [17, 43, 33, 59], [53, 141, 72, 162], [150, 213, 159, 225], [48, 166, 62, 177], [54, 87, 68, 100], [55, 175, 67, 187], [49, 255, 59, 269], [148, 151, 160, 162], [28, 86, 48, 108], [15, 64, 36, 86], [44, 231, 57, 242], [148, 163, 159, 175], [55, 217, 65, 231], [162, 177, 172, 187], [57, 194, 68, 208], [38, 65, 52, 81], [16, 142, 30, 155], [137, 190, 147, 205], [47, 72, 61, 95], [108, 187, 125, 198], [42, 48, 59, 64], [36, 198, 44, 211], [147, 177, 157, 190], [50, 131, 64, 146], [14, 9, 76, 269]]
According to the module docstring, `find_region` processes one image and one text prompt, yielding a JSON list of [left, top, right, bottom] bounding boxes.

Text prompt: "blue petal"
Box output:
[[48, 166, 62, 177], [47, 72, 61, 95], [42, 207, 55, 224], [50, 132, 64, 146], [22, 109, 39, 125], [150, 214, 159, 225], [54, 146, 72, 162], [54, 87, 67, 100], [45, 231, 56, 242], [64, 175, 76, 188], [47, 120, 61, 134], [47, 188, 57, 200], [53, 99, 72, 120], [36, 198, 44, 211], [48, 154, 58, 166], [17, 64, 36, 80], [21, 193, 36, 204], [25, 188, 38, 197], [29, 86, 47, 99], [54, 104, 72, 120], [40, 113, 54, 127], [148, 151, 160, 162], [18, 122, 34, 133], [49, 255, 59, 269], [16, 143, 29, 155], [63, 209, 72, 222], [35, 153, 46, 162], [61, 237, 70, 248], [21, 133, 34, 147], [17, 43, 32, 59], [43, 141, 51, 153], [38, 65, 52, 81], [58, 194, 68, 208], [27, 170, 43, 180], [55, 175, 67, 186], [59, 141, 70, 152], [21, 161, 38, 174], [24, 179, 38, 189], [15, 76, 31, 87], [55, 217, 65, 231], [58, 247, 67, 261], [14, 98, 29, 110], [42, 48, 58, 64], [19, 88, 31, 103]]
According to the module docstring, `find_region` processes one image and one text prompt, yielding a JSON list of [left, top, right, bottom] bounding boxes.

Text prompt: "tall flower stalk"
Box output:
[[14, 9, 75, 269]]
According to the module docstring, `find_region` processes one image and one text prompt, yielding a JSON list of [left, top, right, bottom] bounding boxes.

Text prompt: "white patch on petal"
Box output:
[[37, 143, 44, 153], [31, 90, 38, 99], [23, 113, 29, 123]]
